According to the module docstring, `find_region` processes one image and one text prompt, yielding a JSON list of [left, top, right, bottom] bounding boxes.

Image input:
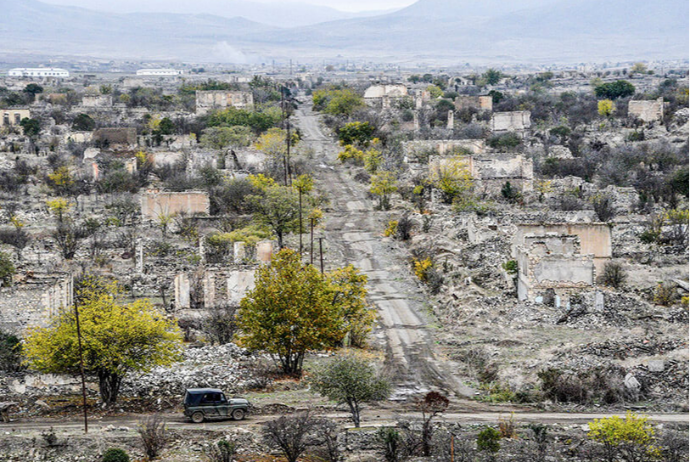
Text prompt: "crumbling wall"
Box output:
[[195, 90, 254, 115], [92, 127, 137, 147], [491, 111, 531, 132], [454, 95, 493, 112], [140, 190, 210, 220], [428, 154, 534, 193], [403, 140, 485, 164], [513, 223, 612, 273], [0, 273, 73, 334], [364, 84, 408, 100], [81, 95, 113, 108], [0, 109, 31, 127], [628, 97, 664, 122]]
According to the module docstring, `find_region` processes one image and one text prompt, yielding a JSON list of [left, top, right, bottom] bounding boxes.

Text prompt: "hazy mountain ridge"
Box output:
[[0, 0, 687, 63]]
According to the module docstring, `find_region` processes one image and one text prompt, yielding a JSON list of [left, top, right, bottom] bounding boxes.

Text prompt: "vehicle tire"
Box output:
[[191, 411, 204, 423], [231, 408, 245, 421]]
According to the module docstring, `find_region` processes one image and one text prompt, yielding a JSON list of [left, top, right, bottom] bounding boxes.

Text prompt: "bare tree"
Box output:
[[138, 414, 167, 459], [203, 304, 238, 345], [262, 411, 320, 462]]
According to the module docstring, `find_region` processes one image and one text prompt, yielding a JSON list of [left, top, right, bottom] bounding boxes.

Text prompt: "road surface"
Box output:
[[295, 101, 473, 399]]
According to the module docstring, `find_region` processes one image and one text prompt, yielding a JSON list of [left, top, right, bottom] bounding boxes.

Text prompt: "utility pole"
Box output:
[[298, 189, 303, 257], [74, 302, 88, 433], [318, 237, 324, 274], [310, 218, 315, 265]]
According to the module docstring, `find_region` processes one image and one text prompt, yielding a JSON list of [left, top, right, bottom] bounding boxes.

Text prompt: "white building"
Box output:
[[8, 68, 69, 78], [136, 69, 183, 76]]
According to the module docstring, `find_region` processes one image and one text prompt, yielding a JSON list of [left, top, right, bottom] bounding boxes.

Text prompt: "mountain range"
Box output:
[[0, 0, 687, 64]]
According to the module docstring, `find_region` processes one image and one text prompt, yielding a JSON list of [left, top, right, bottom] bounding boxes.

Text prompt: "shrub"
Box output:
[[588, 412, 659, 462], [502, 260, 518, 275], [413, 258, 433, 282], [592, 194, 616, 222], [377, 427, 402, 462], [498, 413, 517, 439], [476, 427, 501, 453], [384, 220, 398, 238], [263, 412, 321, 462], [204, 438, 236, 462], [487, 132, 521, 150], [653, 283, 677, 306], [396, 215, 414, 241], [138, 414, 167, 460], [202, 304, 238, 345], [102, 448, 130, 462], [601, 262, 627, 289], [0, 252, 16, 286], [0, 330, 23, 372], [500, 181, 522, 204]]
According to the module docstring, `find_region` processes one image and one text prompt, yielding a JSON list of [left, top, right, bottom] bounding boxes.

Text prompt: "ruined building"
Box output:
[[513, 223, 612, 305], [0, 109, 31, 128], [628, 97, 665, 123], [454, 95, 493, 112], [195, 90, 254, 115], [491, 111, 531, 133]]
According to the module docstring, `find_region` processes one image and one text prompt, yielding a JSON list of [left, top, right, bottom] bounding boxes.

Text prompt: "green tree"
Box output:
[[72, 113, 96, 131], [594, 80, 636, 99], [483, 69, 502, 86], [0, 251, 15, 286], [236, 249, 345, 375], [588, 412, 660, 462], [24, 277, 183, 404], [19, 118, 41, 138], [338, 121, 375, 146], [312, 88, 364, 117], [309, 355, 391, 427], [248, 185, 300, 248], [425, 85, 443, 99], [23, 83, 43, 102], [157, 117, 174, 135], [200, 126, 253, 150], [370, 171, 398, 210]]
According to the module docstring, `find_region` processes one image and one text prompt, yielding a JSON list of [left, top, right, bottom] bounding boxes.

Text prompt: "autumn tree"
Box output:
[[328, 265, 376, 348], [24, 276, 182, 404], [370, 171, 398, 210], [309, 355, 391, 427], [236, 249, 344, 375], [429, 157, 473, 204], [598, 99, 616, 117], [292, 174, 314, 255], [338, 121, 375, 146]]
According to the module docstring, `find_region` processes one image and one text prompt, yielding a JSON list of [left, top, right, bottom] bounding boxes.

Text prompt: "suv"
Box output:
[[183, 388, 249, 423]]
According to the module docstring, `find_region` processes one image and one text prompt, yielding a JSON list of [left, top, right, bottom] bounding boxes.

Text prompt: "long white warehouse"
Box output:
[[9, 68, 69, 78]]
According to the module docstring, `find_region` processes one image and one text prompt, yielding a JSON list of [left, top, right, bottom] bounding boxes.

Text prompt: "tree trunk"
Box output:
[[98, 370, 122, 405]]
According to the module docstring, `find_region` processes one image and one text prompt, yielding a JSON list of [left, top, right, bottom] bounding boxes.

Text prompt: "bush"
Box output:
[[502, 260, 518, 275], [601, 262, 627, 289], [476, 427, 501, 453], [138, 414, 167, 460], [204, 438, 236, 462], [0, 330, 23, 372], [588, 412, 659, 462], [0, 252, 16, 286], [377, 427, 402, 462], [396, 215, 414, 241], [202, 304, 238, 345], [653, 283, 677, 306], [592, 194, 616, 222], [487, 132, 521, 150], [102, 448, 130, 462]]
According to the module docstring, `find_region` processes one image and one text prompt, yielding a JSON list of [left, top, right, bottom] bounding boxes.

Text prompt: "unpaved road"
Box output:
[[296, 102, 473, 399]]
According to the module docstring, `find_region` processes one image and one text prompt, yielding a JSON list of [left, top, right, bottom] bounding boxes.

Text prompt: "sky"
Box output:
[[41, 0, 416, 12]]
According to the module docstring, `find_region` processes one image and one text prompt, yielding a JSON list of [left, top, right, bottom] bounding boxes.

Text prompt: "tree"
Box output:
[[19, 118, 41, 138], [630, 62, 648, 75], [23, 83, 43, 102], [24, 277, 182, 404], [248, 185, 300, 249], [594, 80, 636, 99], [236, 249, 344, 375], [293, 174, 314, 255], [0, 251, 16, 286], [327, 266, 375, 348], [309, 355, 391, 427], [598, 99, 616, 117], [158, 117, 174, 135], [429, 158, 473, 204], [312, 88, 364, 117], [370, 171, 398, 210], [200, 126, 253, 150], [418, 391, 450, 456], [338, 121, 375, 146], [588, 412, 660, 462], [425, 85, 443, 99], [483, 69, 502, 86], [72, 113, 96, 131], [263, 411, 321, 462]]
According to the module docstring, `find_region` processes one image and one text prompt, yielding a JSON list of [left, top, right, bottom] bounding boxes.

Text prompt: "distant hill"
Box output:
[[0, 0, 687, 64]]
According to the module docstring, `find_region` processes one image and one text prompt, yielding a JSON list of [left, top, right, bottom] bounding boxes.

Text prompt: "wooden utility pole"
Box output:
[[74, 302, 88, 433], [318, 237, 324, 274], [450, 434, 454, 462], [298, 190, 303, 257], [310, 218, 315, 265]]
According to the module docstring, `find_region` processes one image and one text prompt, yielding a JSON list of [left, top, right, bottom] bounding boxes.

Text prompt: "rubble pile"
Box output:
[[121, 343, 258, 398], [565, 338, 686, 359]]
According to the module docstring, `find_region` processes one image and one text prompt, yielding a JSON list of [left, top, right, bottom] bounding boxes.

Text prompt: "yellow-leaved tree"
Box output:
[[237, 249, 374, 375], [429, 157, 474, 204], [24, 276, 183, 404]]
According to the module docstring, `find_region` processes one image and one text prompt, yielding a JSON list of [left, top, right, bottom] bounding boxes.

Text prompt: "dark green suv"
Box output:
[[183, 388, 249, 423]]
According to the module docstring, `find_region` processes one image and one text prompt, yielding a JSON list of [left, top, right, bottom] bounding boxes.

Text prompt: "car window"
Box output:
[[219, 393, 227, 403], [201, 393, 215, 404]]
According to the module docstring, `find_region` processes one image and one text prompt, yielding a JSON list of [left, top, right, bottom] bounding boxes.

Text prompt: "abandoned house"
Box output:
[[195, 90, 254, 115], [454, 95, 493, 112], [140, 190, 211, 221], [628, 97, 665, 123], [0, 108, 31, 128], [491, 111, 532, 133]]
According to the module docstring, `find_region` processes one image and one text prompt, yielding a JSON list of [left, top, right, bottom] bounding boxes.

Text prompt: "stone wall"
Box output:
[[92, 127, 137, 147], [513, 223, 611, 274], [81, 95, 113, 108], [195, 90, 254, 115], [403, 139, 485, 164], [363, 84, 408, 101], [491, 111, 531, 132], [0, 108, 31, 127], [0, 273, 73, 334], [454, 95, 493, 112], [140, 190, 210, 220], [628, 97, 664, 123], [174, 269, 256, 309], [429, 153, 534, 193]]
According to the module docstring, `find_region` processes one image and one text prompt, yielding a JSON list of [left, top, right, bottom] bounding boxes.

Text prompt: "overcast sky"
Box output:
[[41, 0, 416, 12]]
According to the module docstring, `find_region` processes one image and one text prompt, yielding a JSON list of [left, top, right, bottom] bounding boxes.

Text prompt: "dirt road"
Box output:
[[295, 102, 473, 399]]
